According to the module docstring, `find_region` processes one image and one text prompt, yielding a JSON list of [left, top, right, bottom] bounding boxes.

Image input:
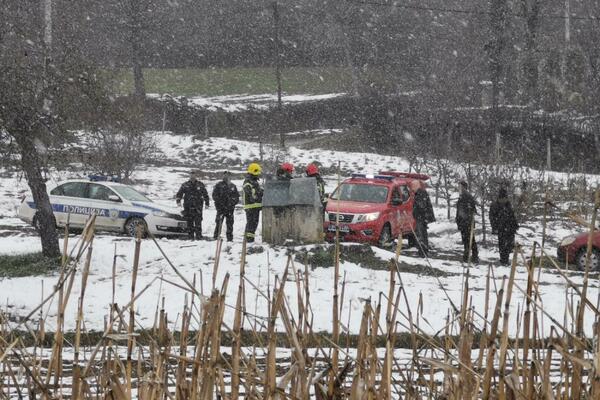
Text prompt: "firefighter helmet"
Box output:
[[281, 162, 294, 174], [247, 163, 262, 176], [305, 163, 319, 176]]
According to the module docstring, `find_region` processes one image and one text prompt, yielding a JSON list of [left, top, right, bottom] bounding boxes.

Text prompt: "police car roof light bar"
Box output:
[[88, 174, 121, 182]]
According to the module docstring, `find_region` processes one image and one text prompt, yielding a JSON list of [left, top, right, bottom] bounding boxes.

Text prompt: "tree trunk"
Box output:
[[130, 1, 145, 100], [521, 0, 540, 106], [15, 135, 60, 258]]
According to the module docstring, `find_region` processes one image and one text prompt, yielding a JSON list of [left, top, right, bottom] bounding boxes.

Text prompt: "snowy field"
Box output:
[[148, 92, 346, 112], [0, 133, 599, 338]]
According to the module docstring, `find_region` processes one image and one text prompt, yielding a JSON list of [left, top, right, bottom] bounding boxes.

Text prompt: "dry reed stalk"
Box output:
[[72, 231, 94, 400], [482, 276, 506, 400], [44, 215, 96, 398], [231, 239, 247, 400], [350, 299, 371, 400], [379, 262, 396, 400], [126, 226, 143, 398], [476, 264, 492, 372], [457, 264, 475, 400], [592, 296, 600, 397], [212, 237, 223, 290], [265, 257, 290, 399], [521, 242, 537, 396], [572, 189, 599, 399], [497, 247, 520, 399], [329, 160, 342, 399]]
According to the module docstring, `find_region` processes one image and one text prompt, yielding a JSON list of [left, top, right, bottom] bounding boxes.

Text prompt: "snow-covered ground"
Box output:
[[0, 133, 598, 338], [149, 93, 346, 112]]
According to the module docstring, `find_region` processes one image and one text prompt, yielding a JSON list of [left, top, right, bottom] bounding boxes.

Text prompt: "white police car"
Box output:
[[18, 177, 187, 237]]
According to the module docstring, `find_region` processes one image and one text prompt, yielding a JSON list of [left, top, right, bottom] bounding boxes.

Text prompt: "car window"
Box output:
[[88, 184, 116, 201], [331, 183, 389, 203], [400, 185, 410, 202], [111, 185, 152, 202], [391, 187, 401, 202], [51, 182, 88, 198]]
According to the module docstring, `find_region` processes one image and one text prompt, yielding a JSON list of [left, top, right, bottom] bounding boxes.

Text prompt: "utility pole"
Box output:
[[43, 0, 52, 49], [273, 1, 282, 109], [273, 1, 285, 148], [562, 0, 571, 82], [42, 0, 52, 113]]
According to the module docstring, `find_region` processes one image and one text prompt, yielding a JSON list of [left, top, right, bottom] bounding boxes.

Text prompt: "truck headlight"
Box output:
[[356, 212, 380, 223], [152, 210, 169, 217], [560, 235, 576, 247]]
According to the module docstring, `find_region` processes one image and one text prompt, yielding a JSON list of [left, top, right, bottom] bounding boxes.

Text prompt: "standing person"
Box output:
[[243, 163, 263, 243], [410, 180, 435, 257], [305, 163, 326, 207], [489, 187, 518, 265], [276, 162, 294, 180], [212, 171, 239, 242], [456, 180, 479, 263], [176, 170, 210, 240]]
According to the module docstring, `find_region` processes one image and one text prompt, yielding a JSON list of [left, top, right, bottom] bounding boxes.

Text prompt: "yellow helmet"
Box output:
[[247, 162, 262, 176]]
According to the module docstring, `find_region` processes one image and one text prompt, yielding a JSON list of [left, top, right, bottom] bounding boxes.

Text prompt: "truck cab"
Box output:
[[324, 171, 430, 247]]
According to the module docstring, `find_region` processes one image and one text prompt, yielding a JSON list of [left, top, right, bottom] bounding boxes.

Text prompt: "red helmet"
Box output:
[[306, 163, 319, 176], [281, 162, 294, 173]]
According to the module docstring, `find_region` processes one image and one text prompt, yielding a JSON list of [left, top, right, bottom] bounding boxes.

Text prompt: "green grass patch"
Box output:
[[105, 66, 389, 97], [0, 253, 61, 278]]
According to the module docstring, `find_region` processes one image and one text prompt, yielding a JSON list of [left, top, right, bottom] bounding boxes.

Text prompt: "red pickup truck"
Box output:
[[324, 171, 430, 247]]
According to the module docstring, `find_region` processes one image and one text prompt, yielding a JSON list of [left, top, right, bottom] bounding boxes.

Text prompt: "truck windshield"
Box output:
[[331, 183, 389, 203]]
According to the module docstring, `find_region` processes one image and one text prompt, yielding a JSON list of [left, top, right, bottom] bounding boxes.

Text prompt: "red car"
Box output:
[[557, 231, 600, 270], [324, 171, 429, 246]]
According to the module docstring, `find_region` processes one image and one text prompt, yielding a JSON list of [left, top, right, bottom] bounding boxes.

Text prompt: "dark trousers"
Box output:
[[498, 231, 515, 264], [414, 219, 429, 256], [459, 226, 478, 262], [214, 210, 234, 241], [184, 208, 203, 240], [244, 209, 260, 242]]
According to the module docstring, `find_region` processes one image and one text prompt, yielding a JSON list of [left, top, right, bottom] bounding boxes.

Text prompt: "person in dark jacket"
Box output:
[[410, 180, 435, 257], [176, 170, 210, 240], [305, 163, 326, 207], [489, 187, 518, 265], [456, 181, 479, 263], [243, 163, 263, 243], [212, 171, 239, 241]]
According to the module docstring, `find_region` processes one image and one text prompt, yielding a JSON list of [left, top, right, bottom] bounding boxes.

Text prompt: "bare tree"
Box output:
[[84, 131, 157, 181], [0, 2, 110, 257]]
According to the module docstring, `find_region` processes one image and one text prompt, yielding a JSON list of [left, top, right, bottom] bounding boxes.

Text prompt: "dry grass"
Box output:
[[1, 193, 600, 399]]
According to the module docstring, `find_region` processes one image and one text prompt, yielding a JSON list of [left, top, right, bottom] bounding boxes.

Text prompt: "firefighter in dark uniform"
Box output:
[[212, 171, 239, 242], [489, 187, 518, 265], [410, 179, 435, 257], [243, 163, 263, 243], [456, 180, 479, 263], [305, 163, 326, 207], [176, 170, 210, 240]]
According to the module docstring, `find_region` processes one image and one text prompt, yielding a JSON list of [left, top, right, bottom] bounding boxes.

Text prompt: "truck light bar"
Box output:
[[351, 173, 395, 181], [378, 171, 430, 181]]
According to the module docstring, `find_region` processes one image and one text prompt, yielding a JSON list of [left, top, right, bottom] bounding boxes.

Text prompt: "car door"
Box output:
[[86, 183, 125, 231], [398, 185, 413, 232], [49, 182, 90, 227], [389, 185, 412, 235]]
